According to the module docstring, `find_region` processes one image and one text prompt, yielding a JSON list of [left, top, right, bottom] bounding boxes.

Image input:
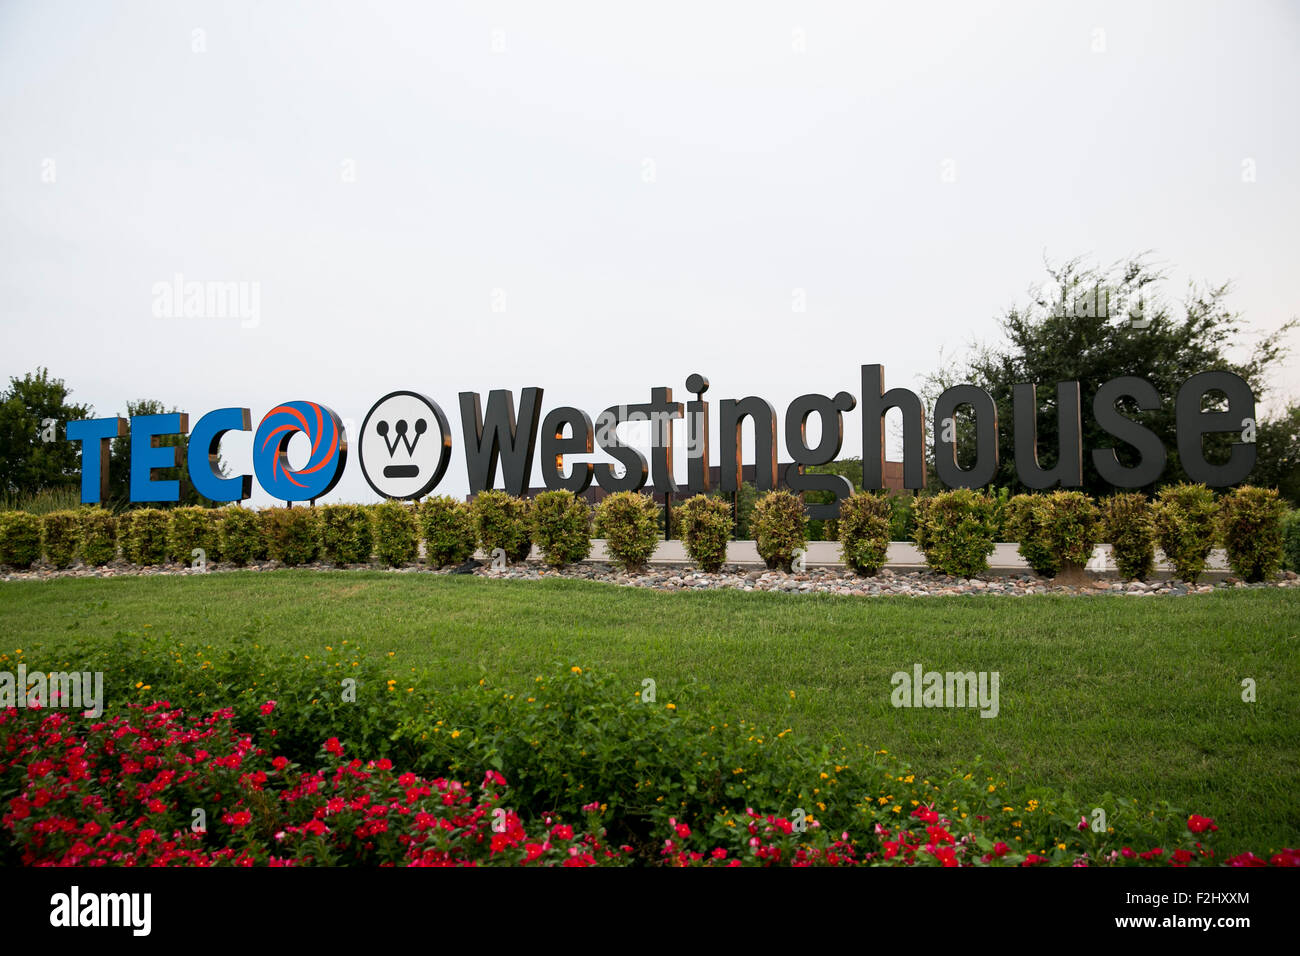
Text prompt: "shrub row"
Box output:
[[0, 485, 1289, 581]]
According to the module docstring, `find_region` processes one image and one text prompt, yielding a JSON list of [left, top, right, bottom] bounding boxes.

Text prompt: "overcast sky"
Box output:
[[2, 0, 1297, 506]]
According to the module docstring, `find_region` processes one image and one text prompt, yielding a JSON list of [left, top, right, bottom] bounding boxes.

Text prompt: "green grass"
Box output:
[[1, 572, 1297, 854]]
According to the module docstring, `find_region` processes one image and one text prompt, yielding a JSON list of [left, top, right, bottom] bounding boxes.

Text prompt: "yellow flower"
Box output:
[[450, 730, 461, 739], [1027, 799, 1039, 812], [987, 784, 996, 793], [819, 772, 829, 780], [1057, 842, 1067, 851], [891, 805, 901, 813], [666, 703, 676, 710], [134, 681, 143, 689], [571, 666, 582, 674], [788, 690, 795, 699]]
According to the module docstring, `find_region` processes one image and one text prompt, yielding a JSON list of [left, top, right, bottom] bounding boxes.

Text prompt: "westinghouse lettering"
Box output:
[[64, 364, 1257, 517]]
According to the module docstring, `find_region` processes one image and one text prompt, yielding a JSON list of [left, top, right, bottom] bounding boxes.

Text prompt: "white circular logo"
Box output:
[[358, 391, 451, 499]]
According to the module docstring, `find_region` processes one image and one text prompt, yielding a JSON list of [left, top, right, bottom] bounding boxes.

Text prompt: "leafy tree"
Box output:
[[0, 368, 92, 495], [922, 255, 1296, 497], [1253, 402, 1300, 506]]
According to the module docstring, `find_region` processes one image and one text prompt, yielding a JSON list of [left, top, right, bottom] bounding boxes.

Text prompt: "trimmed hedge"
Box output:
[[372, 501, 419, 566], [41, 510, 81, 568], [678, 494, 733, 572], [530, 491, 592, 568], [319, 504, 373, 565], [419, 497, 477, 567], [78, 508, 119, 566], [751, 490, 807, 572], [121, 508, 171, 565], [595, 491, 660, 572], [1005, 495, 1055, 577], [218, 507, 267, 566], [263, 507, 321, 566], [168, 506, 221, 567], [1152, 483, 1218, 584], [1041, 491, 1102, 574], [837, 493, 892, 576], [0, 511, 43, 569], [1219, 486, 1286, 583], [472, 491, 532, 563], [914, 489, 998, 577], [1101, 493, 1156, 581]]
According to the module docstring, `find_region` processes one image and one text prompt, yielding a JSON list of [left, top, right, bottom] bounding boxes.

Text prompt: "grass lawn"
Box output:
[[1, 572, 1297, 855]]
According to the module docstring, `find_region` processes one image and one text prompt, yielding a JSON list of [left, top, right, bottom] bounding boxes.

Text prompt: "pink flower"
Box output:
[[260, 701, 276, 716]]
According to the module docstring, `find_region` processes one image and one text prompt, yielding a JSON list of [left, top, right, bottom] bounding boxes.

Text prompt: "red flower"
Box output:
[[992, 841, 1010, 857], [324, 738, 344, 756], [1187, 815, 1217, 834], [272, 756, 289, 771], [260, 701, 276, 716], [551, 824, 574, 841]]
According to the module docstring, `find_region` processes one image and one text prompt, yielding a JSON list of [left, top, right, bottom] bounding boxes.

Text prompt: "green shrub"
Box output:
[[263, 507, 320, 566], [1284, 510, 1300, 572], [1101, 493, 1156, 581], [595, 491, 661, 572], [168, 506, 221, 566], [1040, 491, 1102, 573], [889, 495, 918, 542], [41, 510, 82, 568], [677, 494, 733, 572], [218, 507, 266, 566], [0, 511, 43, 568], [913, 489, 998, 577], [1151, 483, 1218, 583], [751, 490, 807, 572], [1219, 486, 1286, 583], [837, 493, 892, 576], [318, 504, 374, 565], [419, 496, 477, 566], [472, 491, 532, 563], [77, 507, 118, 566], [371, 501, 419, 566], [121, 508, 171, 565], [1005, 495, 1056, 577], [530, 491, 592, 568]]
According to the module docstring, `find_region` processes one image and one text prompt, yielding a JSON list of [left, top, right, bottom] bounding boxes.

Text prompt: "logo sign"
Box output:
[[252, 401, 347, 501], [358, 391, 451, 500]]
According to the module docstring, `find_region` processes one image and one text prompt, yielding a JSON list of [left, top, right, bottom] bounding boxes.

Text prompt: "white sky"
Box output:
[[2, 0, 1297, 505]]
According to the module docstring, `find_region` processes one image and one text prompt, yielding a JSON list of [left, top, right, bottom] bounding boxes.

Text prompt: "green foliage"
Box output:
[[0, 368, 92, 497], [418, 496, 477, 567], [1254, 402, 1300, 506], [120, 508, 171, 565], [217, 507, 266, 566], [263, 507, 321, 566], [1005, 494, 1056, 576], [913, 489, 999, 577], [0, 511, 43, 568], [168, 506, 221, 565], [1218, 486, 1286, 583], [530, 491, 592, 568], [40, 510, 81, 568], [595, 492, 661, 572], [77, 507, 118, 566], [677, 494, 732, 572], [837, 492, 892, 575], [1101, 493, 1156, 581], [0, 485, 85, 515], [1284, 510, 1300, 572], [1151, 483, 1218, 583], [889, 494, 918, 541], [751, 490, 807, 571], [732, 482, 758, 540], [318, 504, 374, 565], [371, 501, 419, 566], [1019, 489, 1102, 572], [472, 491, 532, 563]]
